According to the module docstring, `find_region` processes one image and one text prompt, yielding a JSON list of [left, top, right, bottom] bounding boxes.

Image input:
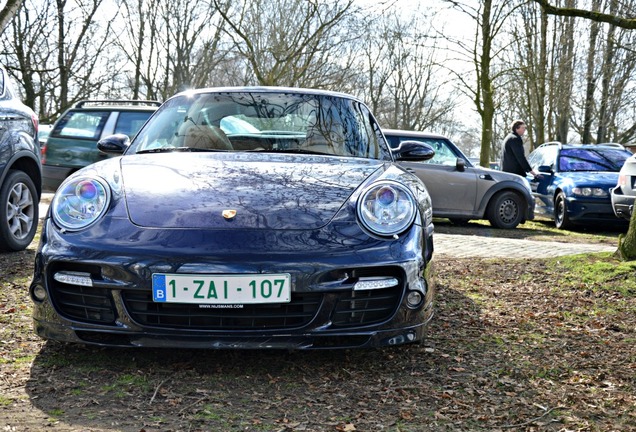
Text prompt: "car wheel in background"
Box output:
[[487, 191, 523, 229], [0, 170, 39, 251], [554, 192, 572, 230]]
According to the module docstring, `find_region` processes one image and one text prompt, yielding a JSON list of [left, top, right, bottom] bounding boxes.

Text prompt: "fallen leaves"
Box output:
[[1, 248, 636, 430]]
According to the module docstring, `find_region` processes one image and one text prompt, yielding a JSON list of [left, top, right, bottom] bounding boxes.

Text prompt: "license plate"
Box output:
[[152, 273, 291, 304]]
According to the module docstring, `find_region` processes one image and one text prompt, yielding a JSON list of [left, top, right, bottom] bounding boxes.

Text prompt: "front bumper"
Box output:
[[30, 217, 435, 349], [566, 196, 627, 225], [610, 187, 635, 220]]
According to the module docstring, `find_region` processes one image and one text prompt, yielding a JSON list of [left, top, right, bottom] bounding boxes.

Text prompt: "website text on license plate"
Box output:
[[152, 273, 291, 304]]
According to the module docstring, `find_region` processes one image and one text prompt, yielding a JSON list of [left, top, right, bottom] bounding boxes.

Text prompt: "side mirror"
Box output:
[[456, 157, 465, 172], [537, 165, 553, 174], [97, 134, 130, 154], [392, 140, 435, 161]]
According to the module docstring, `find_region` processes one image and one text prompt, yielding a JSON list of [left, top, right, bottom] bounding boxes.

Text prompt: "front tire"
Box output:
[[0, 170, 39, 251], [487, 191, 524, 229], [554, 192, 572, 230]]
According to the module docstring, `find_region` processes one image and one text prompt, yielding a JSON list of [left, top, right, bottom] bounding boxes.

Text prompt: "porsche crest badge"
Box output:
[[222, 209, 237, 219]]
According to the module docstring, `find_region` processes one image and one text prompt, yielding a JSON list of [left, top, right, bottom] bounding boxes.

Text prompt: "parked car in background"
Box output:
[[41, 99, 160, 191], [611, 152, 636, 220], [527, 142, 632, 229], [383, 129, 534, 229], [0, 65, 41, 252], [37, 124, 52, 146], [30, 87, 436, 349]]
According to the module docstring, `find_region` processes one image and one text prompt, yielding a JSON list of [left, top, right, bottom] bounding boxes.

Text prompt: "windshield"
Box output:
[[127, 90, 390, 160], [558, 147, 631, 172]]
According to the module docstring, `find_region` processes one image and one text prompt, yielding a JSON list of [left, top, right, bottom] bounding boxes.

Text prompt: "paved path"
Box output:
[[434, 233, 616, 258], [40, 193, 616, 259]]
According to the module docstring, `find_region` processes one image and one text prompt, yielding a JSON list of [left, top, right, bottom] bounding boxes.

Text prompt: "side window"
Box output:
[[530, 147, 557, 169], [52, 111, 110, 139], [0, 69, 5, 97], [114, 111, 153, 137], [528, 148, 543, 168], [423, 139, 459, 165]]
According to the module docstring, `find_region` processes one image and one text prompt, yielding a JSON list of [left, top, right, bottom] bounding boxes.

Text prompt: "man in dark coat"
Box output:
[[500, 120, 537, 177]]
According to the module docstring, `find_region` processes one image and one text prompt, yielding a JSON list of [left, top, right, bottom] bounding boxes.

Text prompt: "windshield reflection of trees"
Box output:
[[134, 92, 388, 159], [559, 149, 629, 172]]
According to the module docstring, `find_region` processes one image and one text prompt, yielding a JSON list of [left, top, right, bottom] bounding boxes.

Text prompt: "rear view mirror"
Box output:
[[97, 134, 130, 154], [392, 140, 435, 161]]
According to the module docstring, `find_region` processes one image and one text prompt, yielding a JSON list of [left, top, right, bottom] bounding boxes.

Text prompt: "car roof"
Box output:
[[71, 100, 161, 109], [536, 141, 627, 151], [169, 86, 365, 103], [382, 129, 449, 140]]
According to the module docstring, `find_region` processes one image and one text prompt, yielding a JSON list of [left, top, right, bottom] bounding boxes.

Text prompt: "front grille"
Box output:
[[50, 285, 117, 325], [122, 290, 323, 330], [331, 287, 401, 327], [47, 263, 405, 331]]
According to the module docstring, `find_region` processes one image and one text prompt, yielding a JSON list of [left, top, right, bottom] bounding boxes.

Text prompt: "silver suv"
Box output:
[[383, 129, 534, 229], [0, 65, 40, 251], [611, 152, 636, 220]]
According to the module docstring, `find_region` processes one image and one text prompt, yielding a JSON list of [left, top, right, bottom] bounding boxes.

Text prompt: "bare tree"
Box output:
[[1, 0, 120, 119], [441, 0, 521, 167], [213, 0, 358, 88], [114, 0, 228, 100], [54, 0, 118, 109], [356, 10, 456, 131], [1, 0, 55, 117], [517, 2, 548, 145]]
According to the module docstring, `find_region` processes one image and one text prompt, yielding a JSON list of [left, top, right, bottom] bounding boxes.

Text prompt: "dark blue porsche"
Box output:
[[30, 87, 436, 349]]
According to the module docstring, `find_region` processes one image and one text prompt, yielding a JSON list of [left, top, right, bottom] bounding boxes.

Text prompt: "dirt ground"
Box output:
[[1, 222, 635, 431]]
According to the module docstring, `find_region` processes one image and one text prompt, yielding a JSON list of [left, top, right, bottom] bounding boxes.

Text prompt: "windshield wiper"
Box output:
[[136, 147, 227, 154], [246, 148, 331, 155]]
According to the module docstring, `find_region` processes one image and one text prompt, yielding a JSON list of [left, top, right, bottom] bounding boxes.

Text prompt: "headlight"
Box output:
[[52, 177, 111, 231], [357, 181, 417, 237], [572, 187, 608, 198]]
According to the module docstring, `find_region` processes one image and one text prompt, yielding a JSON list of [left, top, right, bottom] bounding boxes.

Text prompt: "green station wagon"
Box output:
[[42, 100, 160, 191]]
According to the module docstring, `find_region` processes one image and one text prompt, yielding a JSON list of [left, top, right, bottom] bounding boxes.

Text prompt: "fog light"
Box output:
[[406, 290, 423, 307], [32, 285, 47, 301], [387, 331, 417, 346], [53, 271, 93, 287], [354, 276, 398, 291]]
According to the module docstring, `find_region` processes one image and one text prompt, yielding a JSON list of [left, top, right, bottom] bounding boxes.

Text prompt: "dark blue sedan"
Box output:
[[527, 142, 631, 229], [29, 87, 437, 349]]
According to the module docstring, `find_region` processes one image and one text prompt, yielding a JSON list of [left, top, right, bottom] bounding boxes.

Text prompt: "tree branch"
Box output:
[[531, 0, 636, 29]]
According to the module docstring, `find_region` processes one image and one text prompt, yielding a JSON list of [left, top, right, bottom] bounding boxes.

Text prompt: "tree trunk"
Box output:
[[581, 0, 600, 144], [617, 209, 636, 261], [0, 0, 23, 32], [554, 0, 575, 142], [596, 0, 618, 144], [479, 0, 494, 167], [56, 0, 68, 109], [534, 7, 548, 146]]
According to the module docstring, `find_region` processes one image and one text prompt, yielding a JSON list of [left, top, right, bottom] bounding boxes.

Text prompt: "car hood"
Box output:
[[119, 153, 383, 229], [558, 171, 619, 187]]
